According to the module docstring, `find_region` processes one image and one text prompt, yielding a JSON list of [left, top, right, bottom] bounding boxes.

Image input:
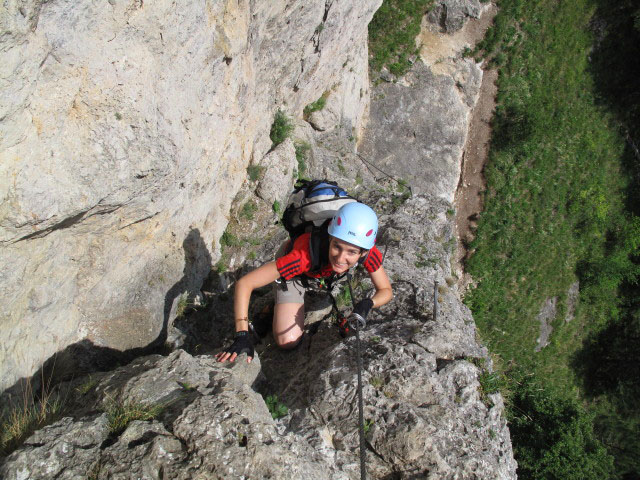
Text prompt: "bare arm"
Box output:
[[233, 261, 280, 332], [369, 266, 393, 308], [215, 261, 281, 364]]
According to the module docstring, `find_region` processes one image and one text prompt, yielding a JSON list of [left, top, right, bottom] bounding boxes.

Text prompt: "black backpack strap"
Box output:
[[308, 223, 330, 273]]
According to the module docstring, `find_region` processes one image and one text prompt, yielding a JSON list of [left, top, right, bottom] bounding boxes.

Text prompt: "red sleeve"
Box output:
[[363, 245, 383, 273], [275, 233, 312, 280]]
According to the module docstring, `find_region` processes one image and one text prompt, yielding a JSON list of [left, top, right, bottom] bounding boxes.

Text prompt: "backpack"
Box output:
[[281, 179, 356, 274]]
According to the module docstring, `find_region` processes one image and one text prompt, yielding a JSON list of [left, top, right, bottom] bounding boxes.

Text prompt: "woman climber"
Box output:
[[215, 201, 393, 363]]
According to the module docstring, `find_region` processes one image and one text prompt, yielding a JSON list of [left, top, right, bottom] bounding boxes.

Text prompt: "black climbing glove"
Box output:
[[349, 298, 374, 331], [224, 331, 254, 359], [353, 298, 374, 320]]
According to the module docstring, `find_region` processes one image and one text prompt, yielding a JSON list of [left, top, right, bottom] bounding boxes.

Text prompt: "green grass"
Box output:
[[247, 165, 264, 182], [220, 229, 241, 248], [465, 0, 639, 477], [294, 141, 310, 179], [270, 110, 294, 148], [303, 93, 328, 119], [467, 0, 629, 392], [76, 375, 98, 396], [105, 399, 164, 436], [240, 200, 258, 221], [368, 0, 434, 76], [175, 293, 189, 318], [0, 379, 65, 456]]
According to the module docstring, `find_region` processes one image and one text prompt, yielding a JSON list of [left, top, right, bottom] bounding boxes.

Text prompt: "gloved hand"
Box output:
[[349, 298, 374, 331], [215, 331, 254, 363], [353, 298, 374, 320]]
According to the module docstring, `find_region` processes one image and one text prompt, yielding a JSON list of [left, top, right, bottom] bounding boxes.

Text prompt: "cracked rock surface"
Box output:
[[0, 0, 380, 391]]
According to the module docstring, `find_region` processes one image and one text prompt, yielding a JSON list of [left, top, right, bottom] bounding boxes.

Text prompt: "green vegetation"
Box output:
[[465, 0, 640, 477], [368, 0, 433, 76], [175, 293, 189, 318], [335, 283, 352, 308], [240, 200, 258, 220], [105, 398, 164, 436], [270, 109, 294, 148], [1, 380, 64, 456], [369, 376, 385, 389], [364, 418, 375, 434], [264, 395, 288, 419], [509, 377, 614, 479], [220, 229, 241, 248], [247, 165, 264, 182], [294, 141, 310, 179], [477, 370, 506, 406], [272, 200, 281, 214], [76, 375, 98, 396], [303, 93, 328, 119], [214, 256, 227, 273]]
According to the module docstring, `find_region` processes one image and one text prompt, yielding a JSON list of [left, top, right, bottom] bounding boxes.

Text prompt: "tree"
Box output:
[[509, 379, 615, 480]]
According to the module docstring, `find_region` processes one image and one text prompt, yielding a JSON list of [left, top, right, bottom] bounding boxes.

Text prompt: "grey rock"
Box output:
[[359, 62, 479, 201], [565, 280, 580, 323], [308, 108, 338, 132], [427, 0, 488, 33], [0, 415, 110, 479], [535, 296, 557, 352], [0, 349, 341, 479], [256, 138, 297, 206], [0, 1, 517, 478], [0, 0, 382, 391]]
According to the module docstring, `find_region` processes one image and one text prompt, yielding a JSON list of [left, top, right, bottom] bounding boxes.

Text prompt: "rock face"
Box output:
[[359, 0, 492, 201], [0, 351, 345, 479], [1, 190, 517, 478], [0, 0, 381, 391], [0, 0, 518, 478]]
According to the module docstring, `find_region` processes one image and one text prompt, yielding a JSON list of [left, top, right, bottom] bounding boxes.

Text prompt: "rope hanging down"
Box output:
[[347, 272, 367, 480]]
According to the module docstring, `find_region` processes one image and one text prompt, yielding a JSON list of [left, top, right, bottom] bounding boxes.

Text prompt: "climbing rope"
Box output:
[[347, 272, 367, 480]]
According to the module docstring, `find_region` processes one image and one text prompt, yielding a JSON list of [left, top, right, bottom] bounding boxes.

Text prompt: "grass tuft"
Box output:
[[270, 110, 294, 148], [303, 93, 328, 119], [105, 398, 164, 436], [0, 378, 65, 456]]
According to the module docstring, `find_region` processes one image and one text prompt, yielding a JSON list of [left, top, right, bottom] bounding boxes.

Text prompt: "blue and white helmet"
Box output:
[[328, 202, 378, 250]]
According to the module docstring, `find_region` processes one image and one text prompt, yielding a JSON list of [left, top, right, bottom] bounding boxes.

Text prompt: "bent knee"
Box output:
[[275, 333, 303, 350]]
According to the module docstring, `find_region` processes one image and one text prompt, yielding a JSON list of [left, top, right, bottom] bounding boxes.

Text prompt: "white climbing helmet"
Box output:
[[328, 202, 378, 250]]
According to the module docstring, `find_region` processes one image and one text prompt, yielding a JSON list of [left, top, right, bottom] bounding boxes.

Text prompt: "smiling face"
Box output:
[[328, 236, 366, 274]]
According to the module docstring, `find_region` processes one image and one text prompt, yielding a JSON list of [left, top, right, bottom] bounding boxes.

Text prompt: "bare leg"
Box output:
[[273, 302, 305, 349]]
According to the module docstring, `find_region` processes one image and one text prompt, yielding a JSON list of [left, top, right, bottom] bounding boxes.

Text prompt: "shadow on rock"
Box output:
[[2, 229, 217, 405]]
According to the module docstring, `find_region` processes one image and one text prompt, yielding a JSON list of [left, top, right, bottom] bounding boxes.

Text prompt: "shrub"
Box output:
[[247, 165, 264, 182], [509, 379, 614, 480], [220, 229, 241, 248], [270, 110, 293, 148], [264, 395, 288, 419], [303, 93, 328, 118]]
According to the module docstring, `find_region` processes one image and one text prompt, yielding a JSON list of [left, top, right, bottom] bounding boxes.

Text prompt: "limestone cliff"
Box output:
[[0, 0, 518, 478], [0, 0, 380, 391]]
